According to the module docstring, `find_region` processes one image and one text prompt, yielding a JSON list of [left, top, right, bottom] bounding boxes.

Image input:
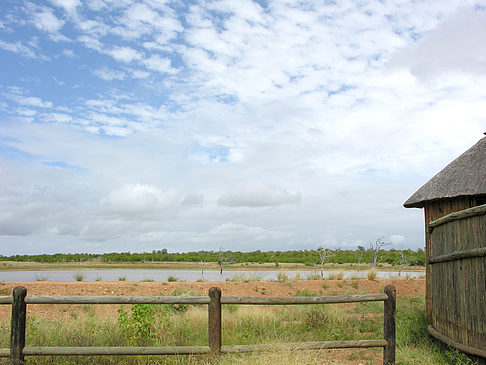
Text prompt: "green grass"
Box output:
[[0, 295, 474, 364]]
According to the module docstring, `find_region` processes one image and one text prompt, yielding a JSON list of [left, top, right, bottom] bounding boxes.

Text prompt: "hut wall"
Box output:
[[429, 204, 486, 356], [423, 197, 476, 319]]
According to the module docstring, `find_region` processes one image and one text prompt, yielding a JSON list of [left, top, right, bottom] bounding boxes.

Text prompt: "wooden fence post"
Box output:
[[208, 287, 222, 356], [11, 287, 27, 365], [383, 284, 396, 365]]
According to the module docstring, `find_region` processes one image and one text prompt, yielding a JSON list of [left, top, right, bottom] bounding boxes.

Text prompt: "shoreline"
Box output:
[[0, 260, 426, 272]]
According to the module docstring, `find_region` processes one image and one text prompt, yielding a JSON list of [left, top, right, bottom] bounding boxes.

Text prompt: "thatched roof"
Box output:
[[404, 135, 486, 208]]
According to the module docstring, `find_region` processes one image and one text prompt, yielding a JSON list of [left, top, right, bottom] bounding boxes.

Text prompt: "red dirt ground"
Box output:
[[0, 278, 424, 320]]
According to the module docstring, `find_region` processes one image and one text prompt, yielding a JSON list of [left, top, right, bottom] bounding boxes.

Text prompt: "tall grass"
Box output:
[[34, 272, 51, 281], [367, 268, 377, 281], [73, 272, 85, 281], [277, 271, 289, 282], [327, 271, 343, 280], [0, 294, 472, 364], [226, 273, 262, 282]]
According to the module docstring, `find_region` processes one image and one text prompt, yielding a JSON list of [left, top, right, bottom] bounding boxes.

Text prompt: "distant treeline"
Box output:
[[0, 248, 426, 267]]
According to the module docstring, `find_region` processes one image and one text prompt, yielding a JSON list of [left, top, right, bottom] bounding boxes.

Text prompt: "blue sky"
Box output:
[[1, 0, 485, 255]]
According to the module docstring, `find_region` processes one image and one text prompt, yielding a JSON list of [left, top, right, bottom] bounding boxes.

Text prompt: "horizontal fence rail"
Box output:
[[428, 246, 486, 264], [0, 285, 396, 364]]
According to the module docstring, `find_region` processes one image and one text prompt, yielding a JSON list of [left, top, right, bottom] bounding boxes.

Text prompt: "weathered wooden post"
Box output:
[[383, 284, 396, 365], [11, 287, 27, 365], [208, 287, 222, 356]]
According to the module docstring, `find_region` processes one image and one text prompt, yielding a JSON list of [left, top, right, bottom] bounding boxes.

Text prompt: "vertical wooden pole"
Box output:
[[383, 284, 396, 365], [208, 287, 221, 356], [11, 287, 27, 365]]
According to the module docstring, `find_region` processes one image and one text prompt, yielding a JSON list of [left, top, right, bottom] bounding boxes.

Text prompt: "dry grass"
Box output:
[[367, 269, 377, 281]]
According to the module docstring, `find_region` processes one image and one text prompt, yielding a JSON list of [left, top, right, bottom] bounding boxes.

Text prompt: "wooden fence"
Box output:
[[0, 285, 396, 364], [428, 204, 486, 359]]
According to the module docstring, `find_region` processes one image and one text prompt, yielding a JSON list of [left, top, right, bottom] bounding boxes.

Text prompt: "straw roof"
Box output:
[[404, 135, 486, 208]]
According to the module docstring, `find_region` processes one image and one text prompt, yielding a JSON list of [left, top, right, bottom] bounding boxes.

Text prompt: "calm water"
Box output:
[[0, 269, 424, 282]]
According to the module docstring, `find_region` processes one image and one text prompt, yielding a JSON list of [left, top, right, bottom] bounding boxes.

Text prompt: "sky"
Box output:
[[1, 0, 485, 256]]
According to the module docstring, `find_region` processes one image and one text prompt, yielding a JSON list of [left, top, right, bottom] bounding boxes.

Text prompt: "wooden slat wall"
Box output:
[[423, 197, 476, 320], [429, 205, 486, 354]]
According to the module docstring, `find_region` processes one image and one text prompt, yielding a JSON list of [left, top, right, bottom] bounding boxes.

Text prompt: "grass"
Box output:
[[327, 271, 344, 280], [367, 269, 377, 281], [226, 273, 263, 282], [277, 271, 289, 282], [0, 290, 471, 364], [167, 275, 179, 282], [118, 276, 126, 281], [34, 272, 51, 281], [73, 272, 85, 281]]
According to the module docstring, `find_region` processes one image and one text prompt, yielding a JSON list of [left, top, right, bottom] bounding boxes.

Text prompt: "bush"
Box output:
[[73, 272, 85, 281], [277, 271, 289, 282], [367, 269, 377, 281]]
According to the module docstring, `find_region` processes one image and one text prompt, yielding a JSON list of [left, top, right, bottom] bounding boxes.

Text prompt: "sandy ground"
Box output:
[[0, 278, 424, 320]]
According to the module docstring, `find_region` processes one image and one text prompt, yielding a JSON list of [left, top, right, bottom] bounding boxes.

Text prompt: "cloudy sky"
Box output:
[[1, 0, 485, 255]]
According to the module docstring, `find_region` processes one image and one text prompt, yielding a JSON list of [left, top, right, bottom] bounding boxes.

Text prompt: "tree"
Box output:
[[369, 237, 391, 268], [356, 245, 365, 275], [316, 246, 334, 277], [398, 247, 409, 277], [218, 249, 235, 274]]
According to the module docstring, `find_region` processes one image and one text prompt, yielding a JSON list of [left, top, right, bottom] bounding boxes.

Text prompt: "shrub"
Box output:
[[328, 271, 343, 280], [367, 269, 377, 281], [306, 273, 321, 280], [277, 271, 289, 282], [118, 304, 157, 344], [73, 272, 85, 281], [167, 276, 179, 282], [34, 272, 50, 281]]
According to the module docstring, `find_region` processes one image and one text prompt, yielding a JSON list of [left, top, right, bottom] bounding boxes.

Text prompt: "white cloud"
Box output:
[[100, 183, 179, 215], [180, 193, 204, 206], [389, 7, 486, 79], [107, 46, 142, 63], [0, 40, 37, 59], [390, 235, 406, 245], [32, 7, 65, 34], [10, 95, 53, 108], [62, 49, 74, 57], [93, 67, 126, 81], [219, 183, 301, 207], [77, 35, 102, 51], [42, 113, 72, 123], [142, 54, 176, 73], [207, 223, 292, 242], [131, 69, 150, 79], [50, 0, 80, 14]]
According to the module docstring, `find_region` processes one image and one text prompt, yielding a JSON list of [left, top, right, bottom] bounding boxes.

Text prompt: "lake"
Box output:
[[0, 269, 425, 282]]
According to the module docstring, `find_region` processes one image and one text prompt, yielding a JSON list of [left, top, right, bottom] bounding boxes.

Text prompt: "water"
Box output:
[[0, 269, 425, 282]]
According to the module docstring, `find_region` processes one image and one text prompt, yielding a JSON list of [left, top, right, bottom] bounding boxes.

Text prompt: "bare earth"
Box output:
[[0, 278, 424, 320]]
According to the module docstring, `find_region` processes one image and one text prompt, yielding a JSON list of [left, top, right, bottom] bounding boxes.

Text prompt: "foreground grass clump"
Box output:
[[0, 293, 474, 364]]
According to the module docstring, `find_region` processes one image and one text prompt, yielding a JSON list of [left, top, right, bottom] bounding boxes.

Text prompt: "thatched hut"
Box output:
[[404, 133, 486, 359]]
